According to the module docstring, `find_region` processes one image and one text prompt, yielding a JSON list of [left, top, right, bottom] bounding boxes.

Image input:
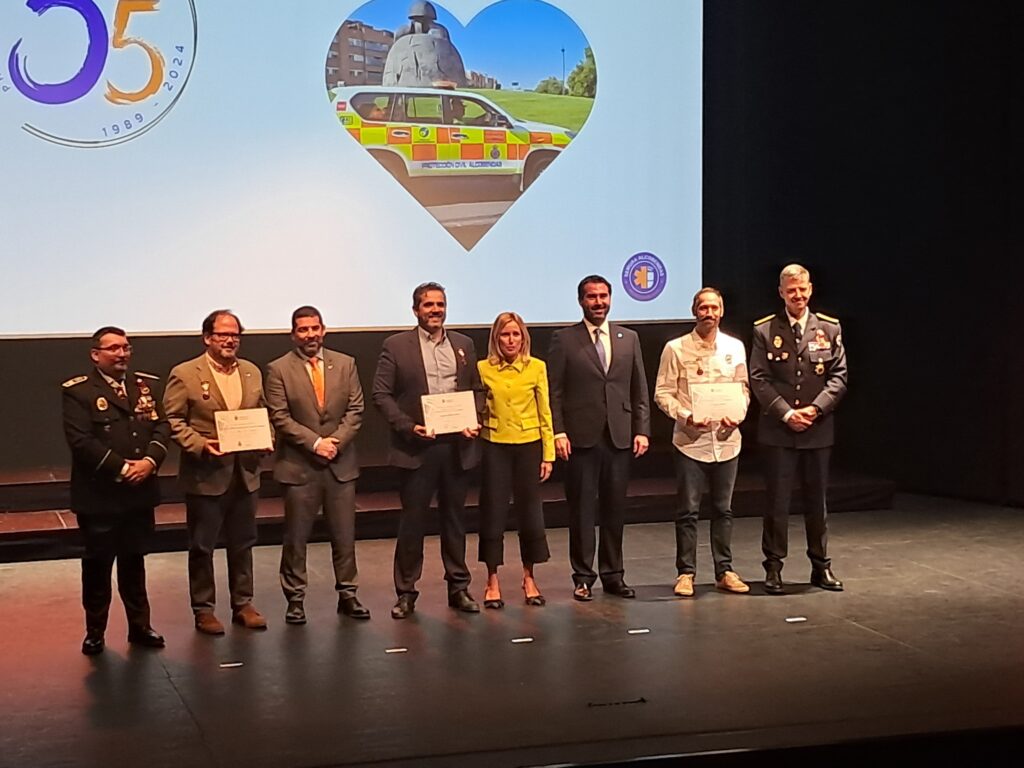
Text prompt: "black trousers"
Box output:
[[78, 510, 154, 634], [478, 439, 550, 568], [762, 445, 831, 571], [564, 431, 631, 588], [185, 472, 258, 613], [394, 440, 471, 598]]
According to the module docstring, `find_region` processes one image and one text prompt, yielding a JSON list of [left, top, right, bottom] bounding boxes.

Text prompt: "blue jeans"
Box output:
[[674, 452, 739, 579]]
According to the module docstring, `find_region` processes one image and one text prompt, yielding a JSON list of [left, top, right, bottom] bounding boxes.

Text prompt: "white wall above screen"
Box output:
[[0, 0, 702, 336]]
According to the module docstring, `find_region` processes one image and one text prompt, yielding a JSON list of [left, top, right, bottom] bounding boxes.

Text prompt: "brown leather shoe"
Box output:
[[673, 573, 695, 597], [232, 604, 268, 630], [194, 611, 225, 635], [715, 571, 750, 594]]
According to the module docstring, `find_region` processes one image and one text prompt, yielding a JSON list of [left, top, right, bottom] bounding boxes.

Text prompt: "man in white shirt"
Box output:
[[655, 288, 750, 597]]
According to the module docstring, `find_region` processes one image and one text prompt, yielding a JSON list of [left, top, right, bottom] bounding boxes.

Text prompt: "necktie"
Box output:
[[594, 328, 608, 373], [791, 321, 802, 340], [309, 357, 325, 408]]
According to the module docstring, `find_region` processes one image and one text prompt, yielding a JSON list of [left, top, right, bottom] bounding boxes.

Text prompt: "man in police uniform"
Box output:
[[750, 264, 848, 594], [62, 327, 170, 655]]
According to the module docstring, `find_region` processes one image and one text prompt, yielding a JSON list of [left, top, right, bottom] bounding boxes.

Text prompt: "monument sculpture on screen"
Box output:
[[383, 1, 467, 87]]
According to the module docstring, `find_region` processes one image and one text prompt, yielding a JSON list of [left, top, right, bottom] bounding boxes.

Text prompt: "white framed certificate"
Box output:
[[421, 391, 477, 435], [690, 382, 746, 423], [214, 408, 273, 452]]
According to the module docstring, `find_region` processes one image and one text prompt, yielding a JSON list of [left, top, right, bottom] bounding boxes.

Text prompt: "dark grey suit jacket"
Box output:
[[371, 328, 483, 470], [264, 348, 363, 484], [548, 322, 651, 450]]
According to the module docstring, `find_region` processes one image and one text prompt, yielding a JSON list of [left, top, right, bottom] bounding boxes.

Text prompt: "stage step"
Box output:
[[0, 470, 893, 563]]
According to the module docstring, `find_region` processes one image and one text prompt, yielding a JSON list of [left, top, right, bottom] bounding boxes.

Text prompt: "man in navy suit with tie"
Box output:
[[548, 275, 651, 600]]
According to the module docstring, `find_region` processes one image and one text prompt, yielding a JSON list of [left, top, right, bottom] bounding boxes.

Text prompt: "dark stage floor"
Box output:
[[1, 494, 1023, 768]]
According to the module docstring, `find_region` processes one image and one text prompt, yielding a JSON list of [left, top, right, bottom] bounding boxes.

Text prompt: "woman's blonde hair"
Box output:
[[487, 311, 531, 365]]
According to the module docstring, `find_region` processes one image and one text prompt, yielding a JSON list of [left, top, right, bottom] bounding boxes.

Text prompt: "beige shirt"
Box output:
[[654, 329, 749, 462], [206, 353, 242, 410]]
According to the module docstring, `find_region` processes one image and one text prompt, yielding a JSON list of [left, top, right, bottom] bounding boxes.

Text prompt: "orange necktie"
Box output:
[[309, 357, 325, 408]]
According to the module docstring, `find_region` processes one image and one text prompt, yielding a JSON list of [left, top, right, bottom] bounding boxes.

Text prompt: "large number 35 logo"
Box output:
[[10, 0, 168, 106]]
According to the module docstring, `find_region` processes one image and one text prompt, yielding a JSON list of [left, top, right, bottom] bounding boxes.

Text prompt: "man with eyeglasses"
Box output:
[[164, 310, 270, 634], [62, 327, 170, 655]]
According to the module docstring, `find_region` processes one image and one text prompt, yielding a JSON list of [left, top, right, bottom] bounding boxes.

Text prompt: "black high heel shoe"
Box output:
[[523, 582, 546, 606], [484, 596, 505, 610]]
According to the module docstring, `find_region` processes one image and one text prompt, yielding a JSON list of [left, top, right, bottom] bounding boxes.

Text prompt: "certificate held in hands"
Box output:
[[214, 408, 273, 452], [421, 391, 477, 435], [690, 382, 746, 423]]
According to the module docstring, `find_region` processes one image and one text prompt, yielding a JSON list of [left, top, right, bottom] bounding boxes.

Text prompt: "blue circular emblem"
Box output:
[[621, 252, 667, 301]]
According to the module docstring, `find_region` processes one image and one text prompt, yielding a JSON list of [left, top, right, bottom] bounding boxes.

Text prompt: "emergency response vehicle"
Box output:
[[332, 85, 576, 192]]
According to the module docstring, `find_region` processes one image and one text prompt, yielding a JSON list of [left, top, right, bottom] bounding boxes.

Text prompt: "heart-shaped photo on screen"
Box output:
[[325, 0, 596, 249]]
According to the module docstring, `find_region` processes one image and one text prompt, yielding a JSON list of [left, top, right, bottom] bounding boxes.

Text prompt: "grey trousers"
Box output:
[[279, 469, 358, 603]]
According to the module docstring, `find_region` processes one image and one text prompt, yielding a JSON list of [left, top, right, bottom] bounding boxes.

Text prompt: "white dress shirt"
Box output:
[[583, 318, 612, 369]]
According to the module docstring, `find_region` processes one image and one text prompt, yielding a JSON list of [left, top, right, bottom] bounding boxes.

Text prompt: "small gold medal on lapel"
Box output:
[[781, 351, 790, 361], [815, 361, 825, 375], [96, 396, 108, 411], [773, 335, 783, 349], [201, 381, 211, 400], [767, 352, 774, 361]]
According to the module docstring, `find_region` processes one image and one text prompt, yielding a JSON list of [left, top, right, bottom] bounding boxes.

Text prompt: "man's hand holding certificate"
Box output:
[[689, 382, 746, 424], [214, 408, 273, 453], [421, 391, 478, 436]]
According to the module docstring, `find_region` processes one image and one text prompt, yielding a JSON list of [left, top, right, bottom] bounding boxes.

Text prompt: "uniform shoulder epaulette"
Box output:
[[816, 312, 839, 323], [134, 371, 160, 380], [62, 375, 88, 388], [754, 314, 775, 326]]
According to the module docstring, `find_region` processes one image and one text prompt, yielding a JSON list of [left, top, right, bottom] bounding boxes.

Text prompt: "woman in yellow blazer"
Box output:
[[478, 312, 555, 608]]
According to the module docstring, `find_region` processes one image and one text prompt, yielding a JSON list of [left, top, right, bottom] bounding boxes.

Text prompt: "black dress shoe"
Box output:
[[448, 589, 480, 613], [390, 595, 416, 620], [603, 582, 636, 599], [81, 632, 105, 656], [764, 568, 784, 595], [127, 627, 166, 648], [810, 567, 844, 591], [572, 584, 593, 602], [338, 595, 371, 620], [285, 601, 306, 625]]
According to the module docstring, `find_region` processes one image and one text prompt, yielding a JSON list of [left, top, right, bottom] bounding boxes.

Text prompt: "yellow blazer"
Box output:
[[478, 357, 555, 462]]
